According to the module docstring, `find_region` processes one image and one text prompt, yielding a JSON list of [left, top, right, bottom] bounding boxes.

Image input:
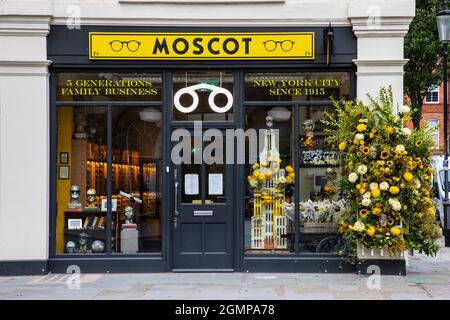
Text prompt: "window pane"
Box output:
[[428, 119, 439, 148], [111, 107, 163, 253], [56, 106, 107, 254], [298, 106, 345, 254], [173, 71, 234, 121], [245, 72, 350, 101], [57, 73, 162, 102], [245, 106, 294, 254]]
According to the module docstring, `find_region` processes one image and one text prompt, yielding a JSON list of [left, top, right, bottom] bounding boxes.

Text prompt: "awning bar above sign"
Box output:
[[89, 32, 315, 60]]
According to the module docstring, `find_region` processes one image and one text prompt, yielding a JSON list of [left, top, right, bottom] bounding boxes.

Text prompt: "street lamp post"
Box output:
[[437, 0, 450, 246]]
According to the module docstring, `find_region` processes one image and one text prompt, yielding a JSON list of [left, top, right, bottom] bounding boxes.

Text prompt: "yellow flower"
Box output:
[[288, 172, 295, 179], [403, 172, 413, 182], [356, 124, 367, 132], [261, 161, 268, 167], [253, 170, 260, 178], [278, 159, 282, 164], [252, 163, 259, 169], [360, 146, 370, 155], [367, 226, 376, 237], [385, 126, 395, 135], [338, 142, 347, 151], [415, 140, 423, 147], [372, 207, 382, 215], [389, 186, 400, 195], [258, 175, 265, 182], [380, 151, 390, 159], [387, 218, 395, 226], [417, 160, 424, 169], [371, 188, 381, 198], [390, 227, 401, 236], [286, 176, 293, 184], [285, 165, 294, 173], [359, 209, 369, 217], [353, 138, 360, 145]]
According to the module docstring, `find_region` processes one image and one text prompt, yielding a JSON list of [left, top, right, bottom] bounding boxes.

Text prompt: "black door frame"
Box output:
[[166, 69, 242, 271]]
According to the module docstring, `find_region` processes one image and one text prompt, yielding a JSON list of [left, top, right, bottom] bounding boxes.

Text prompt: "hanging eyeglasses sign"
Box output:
[[174, 72, 233, 114]]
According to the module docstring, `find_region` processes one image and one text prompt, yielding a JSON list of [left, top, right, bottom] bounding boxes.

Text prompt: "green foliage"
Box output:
[[323, 87, 441, 257], [404, 0, 443, 128]]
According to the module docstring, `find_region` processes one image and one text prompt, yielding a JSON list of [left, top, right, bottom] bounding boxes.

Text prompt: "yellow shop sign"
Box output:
[[89, 32, 314, 60]]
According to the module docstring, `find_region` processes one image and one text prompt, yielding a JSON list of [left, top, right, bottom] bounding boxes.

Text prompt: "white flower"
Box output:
[[395, 145, 405, 153], [361, 198, 371, 207], [369, 182, 379, 191], [357, 164, 368, 175], [355, 133, 364, 140], [392, 201, 402, 211], [399, 105, 410, 113], [388, 198, 402, 211], [402, 127, 412, 135], [363, 192, 371, 199], [414, 179, 421, 190], [250, 180, 258, 188], [348, 172, 358, 183], [352, 221, 366, 232], [379, 182, 389, 191]]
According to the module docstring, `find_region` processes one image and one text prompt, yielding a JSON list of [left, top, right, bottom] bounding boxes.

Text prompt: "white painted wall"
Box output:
[[0, 0, 415, 260], [0, 15, 51, 261]]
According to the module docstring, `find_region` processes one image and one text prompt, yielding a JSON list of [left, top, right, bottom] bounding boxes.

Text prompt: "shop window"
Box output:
[[57, 73, 162, 102], [244, 106, 295, 254], [172, 71, 234, 121], [425, 86, 439, 104], [111, 107, 163, 253], [245, 72, 350, 102], [298, 106, 345, 254], [56, 107, 108, 254], [427, 119, 440, 148], [55, 106, 163, 254]]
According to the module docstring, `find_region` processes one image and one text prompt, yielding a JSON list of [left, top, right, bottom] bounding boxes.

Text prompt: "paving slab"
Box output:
[[2, 247, 450, 299]]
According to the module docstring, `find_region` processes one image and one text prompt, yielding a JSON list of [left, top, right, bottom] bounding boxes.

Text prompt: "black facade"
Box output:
[[39, 24, 404, 276]]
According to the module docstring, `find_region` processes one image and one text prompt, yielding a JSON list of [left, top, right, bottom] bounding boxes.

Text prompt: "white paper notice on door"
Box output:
[[208, 173, 223, 195], [184, 174, 199, 195]]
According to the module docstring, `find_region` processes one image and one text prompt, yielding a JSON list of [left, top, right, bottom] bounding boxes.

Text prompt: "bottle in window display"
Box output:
[[322, 168, 338, 199], [301, 119, 315, 150]]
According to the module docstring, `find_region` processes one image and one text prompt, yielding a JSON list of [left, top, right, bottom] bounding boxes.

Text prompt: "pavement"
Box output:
[[1, 247, 450, 300]]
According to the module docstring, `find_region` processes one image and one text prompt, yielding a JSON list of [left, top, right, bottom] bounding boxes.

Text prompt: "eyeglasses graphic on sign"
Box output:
[[174, 83, 233, 114], [109, 40, 141, 52], [262, 40, 295, 52]]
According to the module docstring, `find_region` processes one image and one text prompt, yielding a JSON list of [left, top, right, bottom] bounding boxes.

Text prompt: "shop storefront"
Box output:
[[0, 0, 415, 275]]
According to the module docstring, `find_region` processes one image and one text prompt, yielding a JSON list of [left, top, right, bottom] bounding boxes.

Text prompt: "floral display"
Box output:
[[323, 88, 441, 256], [247, 158, 295, 193]]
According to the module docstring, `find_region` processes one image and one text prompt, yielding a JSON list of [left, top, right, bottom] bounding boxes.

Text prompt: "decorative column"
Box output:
[[349, 0, 415, 109], [0, 12, 51, 274]]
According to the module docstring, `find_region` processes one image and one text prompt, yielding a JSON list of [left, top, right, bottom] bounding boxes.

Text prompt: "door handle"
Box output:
[[174, 181, 179, 229]]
